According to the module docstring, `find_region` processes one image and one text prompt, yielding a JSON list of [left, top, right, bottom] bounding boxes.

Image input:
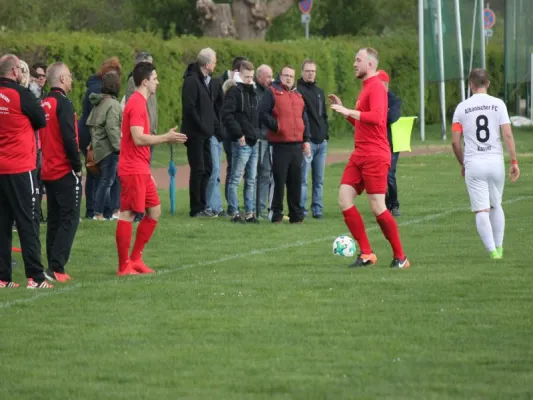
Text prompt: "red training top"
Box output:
[[347, 75, 390, 158], [118, 91, 151, 176]]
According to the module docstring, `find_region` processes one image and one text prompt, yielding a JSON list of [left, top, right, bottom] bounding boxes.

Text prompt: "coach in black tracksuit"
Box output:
[[0, 55, 48, 287], [181, 50, 218, 217], [40, 62, 82, 281]]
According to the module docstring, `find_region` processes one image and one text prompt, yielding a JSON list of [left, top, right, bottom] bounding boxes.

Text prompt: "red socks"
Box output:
[[130, 216, 158, 262], [376, 210, 404, 259], [343, 206, 372, 254], [116, 220, 133, 272]]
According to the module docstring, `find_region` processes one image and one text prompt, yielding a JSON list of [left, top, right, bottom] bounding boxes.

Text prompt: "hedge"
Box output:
[[0, 31, 504, 136]]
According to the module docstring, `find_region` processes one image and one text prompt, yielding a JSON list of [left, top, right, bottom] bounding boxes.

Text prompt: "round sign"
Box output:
[[298, 0, 312, 14], [484, 8, 496, 29]]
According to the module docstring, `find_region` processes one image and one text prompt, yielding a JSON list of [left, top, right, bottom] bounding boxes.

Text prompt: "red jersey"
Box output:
[[40, 88, 81, 180], [0, 78, 46, 174], [347, 75, 390, 158], [118, 91, 151, 176]]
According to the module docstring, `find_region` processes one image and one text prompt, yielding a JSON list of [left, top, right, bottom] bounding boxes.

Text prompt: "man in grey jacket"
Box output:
[[254, 64, 273, 219]]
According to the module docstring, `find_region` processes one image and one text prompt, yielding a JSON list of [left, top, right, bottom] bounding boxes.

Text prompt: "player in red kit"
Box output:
[[330, 48, 409, 269], [116, 62, 187, 276]]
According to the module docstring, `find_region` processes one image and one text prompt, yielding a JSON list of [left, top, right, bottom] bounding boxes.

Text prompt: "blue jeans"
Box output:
[[386, 151, 400, 209], [300, 141, 327, 216], [93, 152, 120, 217], [227, 142, 258, 215], [206, 136, 223, 213], [257, 139, 272, 216]]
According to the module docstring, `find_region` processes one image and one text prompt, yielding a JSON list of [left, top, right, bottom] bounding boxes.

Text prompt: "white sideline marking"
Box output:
[[1, 195, 530, 310]]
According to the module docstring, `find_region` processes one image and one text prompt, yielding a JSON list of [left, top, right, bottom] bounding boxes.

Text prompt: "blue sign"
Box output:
[[299, 0, 312, 14]]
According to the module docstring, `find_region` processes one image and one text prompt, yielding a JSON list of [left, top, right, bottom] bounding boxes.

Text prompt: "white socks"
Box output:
[[489, 205, 505, 248], [476, 211, 496, 252]]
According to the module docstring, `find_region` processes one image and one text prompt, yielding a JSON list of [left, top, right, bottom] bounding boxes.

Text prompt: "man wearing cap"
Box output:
[[377, 70, 402, 217]]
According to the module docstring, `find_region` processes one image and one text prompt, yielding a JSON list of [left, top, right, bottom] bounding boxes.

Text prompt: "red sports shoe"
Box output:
[[117, 260, 140, 277], [27, 278, 54, 289], [45, 269, 72, 283], [0, 280, 20, 288], [130, 259, 155, 274]]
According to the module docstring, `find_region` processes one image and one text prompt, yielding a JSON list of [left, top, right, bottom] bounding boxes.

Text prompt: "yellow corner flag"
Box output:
[[391, 116, 417, 153]]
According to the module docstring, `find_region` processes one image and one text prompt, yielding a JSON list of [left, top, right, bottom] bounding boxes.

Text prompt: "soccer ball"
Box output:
[[332, 236, 356, 257]]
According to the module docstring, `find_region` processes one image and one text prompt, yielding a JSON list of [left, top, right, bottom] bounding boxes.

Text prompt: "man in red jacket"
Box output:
[[0, 54, 52, 289], [40, 62, 82, 283], [330, 48, 409, 269]]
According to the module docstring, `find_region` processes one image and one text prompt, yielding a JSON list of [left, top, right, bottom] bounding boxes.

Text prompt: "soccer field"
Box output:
[[3, 129, 533, 399]]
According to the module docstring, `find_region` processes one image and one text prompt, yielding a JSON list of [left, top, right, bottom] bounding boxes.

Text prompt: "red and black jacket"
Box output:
[[40, 88, 81, 181], [0, 77, 46, 174]]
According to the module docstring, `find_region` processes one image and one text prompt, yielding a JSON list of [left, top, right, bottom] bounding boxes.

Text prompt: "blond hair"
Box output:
[[19, 60, 30, 88]]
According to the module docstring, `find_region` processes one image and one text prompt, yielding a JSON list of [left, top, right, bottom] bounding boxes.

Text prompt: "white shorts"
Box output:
[[464, 160, 505, 211]]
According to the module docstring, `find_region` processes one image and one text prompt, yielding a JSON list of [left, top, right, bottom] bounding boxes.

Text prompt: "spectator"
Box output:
[[78, 56, 122, 219], [254, 64, 274, 219], [86, 71, 122, 221], [40, 62, 82, 282], [181, 48, 219, 217], [221, 61, 260, 223], [0, 54, 51, 289], [377, 70, 402, 217], [29, 62, 47, 100], [259, 65, 311, 224], [297, 59, 329, 219]]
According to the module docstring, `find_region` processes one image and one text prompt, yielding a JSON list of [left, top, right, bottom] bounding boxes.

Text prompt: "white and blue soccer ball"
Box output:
[[332, 236, 356, 257]]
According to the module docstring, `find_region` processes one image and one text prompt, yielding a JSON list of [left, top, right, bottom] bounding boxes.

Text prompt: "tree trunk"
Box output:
[[197, 0, 295, 40], [196, 0, 236, 38]]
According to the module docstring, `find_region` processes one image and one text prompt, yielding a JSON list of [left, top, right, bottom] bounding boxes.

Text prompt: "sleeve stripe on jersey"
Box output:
[[451, 122, 463, 133]]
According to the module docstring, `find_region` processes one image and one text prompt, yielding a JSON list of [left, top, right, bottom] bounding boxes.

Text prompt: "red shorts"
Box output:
[[340, 153, 390, 195], [119, 174, 160, 213]]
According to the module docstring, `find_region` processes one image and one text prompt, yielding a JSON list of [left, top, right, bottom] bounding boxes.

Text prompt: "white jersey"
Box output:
[[452, 93, 510, 164]]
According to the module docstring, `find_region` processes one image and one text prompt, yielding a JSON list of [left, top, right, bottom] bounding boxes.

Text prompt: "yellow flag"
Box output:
[[391, 116, 417, 153]]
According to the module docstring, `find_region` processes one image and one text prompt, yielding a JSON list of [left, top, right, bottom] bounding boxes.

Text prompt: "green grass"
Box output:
[[3, 130, 533, 399]]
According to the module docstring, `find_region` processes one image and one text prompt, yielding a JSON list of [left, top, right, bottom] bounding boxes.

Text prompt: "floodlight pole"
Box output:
[[418, 0, 425, 141], [436, 0, 447, 140], [480, 0, 486, 69], [454, 0, 466, 101], [468, 0, 478, 97]]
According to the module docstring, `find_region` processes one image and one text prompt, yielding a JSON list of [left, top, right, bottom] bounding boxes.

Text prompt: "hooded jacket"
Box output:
[[221, 82, 260, 146], [258, 80, 311, 144], [86, 93, 122, 163], [181, 62, 217, 140], [296, 78, 329, 144]]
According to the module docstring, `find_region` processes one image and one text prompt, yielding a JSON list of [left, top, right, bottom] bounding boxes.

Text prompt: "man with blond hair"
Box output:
[[0, 54, 51, 288], [330, 47, 409, 269]]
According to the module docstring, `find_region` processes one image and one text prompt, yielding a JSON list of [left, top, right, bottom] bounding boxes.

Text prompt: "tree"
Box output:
[[196, 0, 295, 40]]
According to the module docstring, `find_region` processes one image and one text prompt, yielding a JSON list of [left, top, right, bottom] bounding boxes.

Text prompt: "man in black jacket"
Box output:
[[221, 61, 260, 223], [377, 70, 402, 217], [297, 59, 329, 219], [181, 48, 218, 217], [259, 65, 311, 224], [0, 54, 52, 289]]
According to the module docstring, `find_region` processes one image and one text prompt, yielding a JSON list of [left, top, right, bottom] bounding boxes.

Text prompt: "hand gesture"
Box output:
[[328, 94, 342, 106], [166, 127, 187, 144], [331, 104, 350, 117], [509, 163, 520, 182], [303, 142, 311, 157]]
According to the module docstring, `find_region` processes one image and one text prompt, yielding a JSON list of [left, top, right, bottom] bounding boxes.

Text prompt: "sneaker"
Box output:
[[129, 259, 155, 274], [217, 210, 227, 217], [391, 207, 401, 217], [117, 264, 140, 276], [0, 280, 20, 288], [390, 257, 410, 269], [193, 210, 218, 218], [349, 252, 378, 268], [312, 214, 324, 219], [27, 278, 54, 289], [245, 216, 260, 224], [490, 250, 502, 260], [496, 246, 504, 258], [231, 214, 245, 224], [282, 215, 290, 222], [44, 269, 72, 283]]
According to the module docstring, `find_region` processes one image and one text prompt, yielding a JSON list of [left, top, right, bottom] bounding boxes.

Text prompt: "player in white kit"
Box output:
[[451, 68, 520, 259]]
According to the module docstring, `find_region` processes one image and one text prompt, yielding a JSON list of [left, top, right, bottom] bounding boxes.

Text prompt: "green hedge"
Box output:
[[0, 32, 504, 136]]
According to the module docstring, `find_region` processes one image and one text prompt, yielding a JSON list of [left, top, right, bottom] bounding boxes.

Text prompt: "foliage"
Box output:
[[0, 32, 505, 135]]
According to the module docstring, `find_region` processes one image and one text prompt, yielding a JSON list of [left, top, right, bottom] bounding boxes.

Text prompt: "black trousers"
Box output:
[[223, 139, 232, 205], [0, 170, 46, 282], [44, 172, 81, 274], [270, 143, 304, 223], [186, 136, 212, 216]]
